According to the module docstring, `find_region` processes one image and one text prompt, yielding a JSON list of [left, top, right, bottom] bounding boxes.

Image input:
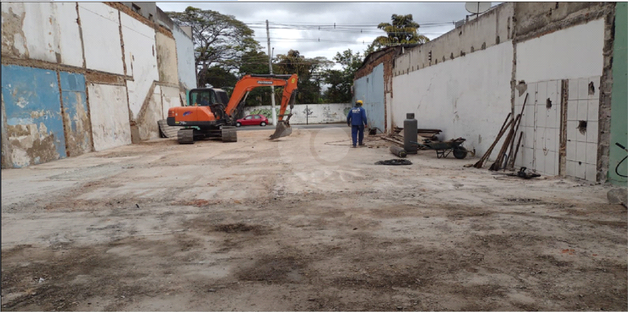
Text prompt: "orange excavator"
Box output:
[[167, 74, 298, 144]]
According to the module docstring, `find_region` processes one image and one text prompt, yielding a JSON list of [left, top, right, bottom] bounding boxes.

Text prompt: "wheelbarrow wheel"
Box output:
[[453, 146, 468, 159]]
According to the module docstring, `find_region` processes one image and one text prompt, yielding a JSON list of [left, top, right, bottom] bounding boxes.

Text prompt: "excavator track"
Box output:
[[221, 126, 237, 142], [177, 129, 194, 144]]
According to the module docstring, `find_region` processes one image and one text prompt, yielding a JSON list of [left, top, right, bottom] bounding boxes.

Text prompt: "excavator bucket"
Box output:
[[269, 120, 292, 140]]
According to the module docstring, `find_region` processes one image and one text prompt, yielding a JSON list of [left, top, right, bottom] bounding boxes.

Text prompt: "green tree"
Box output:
[[323, 49, 363, 103], [238, 50, 276, 106], [275, 50, 332, 104], [371, 14, 429, 51], [198, 65, 237, 89], [167, 7, 261, 86]]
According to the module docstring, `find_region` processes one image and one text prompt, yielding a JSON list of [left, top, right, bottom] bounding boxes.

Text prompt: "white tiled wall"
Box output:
[[565, 76, 600, 181], [514, 80, 561, 176]]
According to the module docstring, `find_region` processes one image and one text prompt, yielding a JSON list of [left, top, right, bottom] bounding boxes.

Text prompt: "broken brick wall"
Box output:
[[354, 47, 398, 134]]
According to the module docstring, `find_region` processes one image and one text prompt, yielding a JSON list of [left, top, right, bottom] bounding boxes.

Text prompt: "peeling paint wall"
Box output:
[[0, 2, 204, 168], [1, 3, 83, 67], [59, 72, 92, 156], [88, 83, 131, 151], [172, 24, 196, 90], [1, 65, 66, 167], [155, 32, 179, 86], [79, 3, 124, 75]]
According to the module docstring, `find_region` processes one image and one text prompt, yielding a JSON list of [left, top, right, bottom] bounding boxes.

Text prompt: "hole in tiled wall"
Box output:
[[588, 82, 595, 95], [546, 98, 552, 109], [578, 120, 587, 135]]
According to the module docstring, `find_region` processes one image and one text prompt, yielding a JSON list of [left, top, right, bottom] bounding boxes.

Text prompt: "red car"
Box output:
[[236, 114, 268, 127]]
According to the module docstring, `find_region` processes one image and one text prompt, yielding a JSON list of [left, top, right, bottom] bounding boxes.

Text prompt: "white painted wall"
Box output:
[[54, 2, 83, 67], [160, 86, 182, 119], [392, 42, 513, 158], [121, 12, 159, 119], [139, 85, 162, 140], [88, 83, 131, 151], [79, 3, 124, 75], [172, 25, 196, 90], [516, 19, 605, 82], [244, 103, 351, 125]]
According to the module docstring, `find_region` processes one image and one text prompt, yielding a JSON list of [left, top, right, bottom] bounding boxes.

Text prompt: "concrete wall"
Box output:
[[244, 103, 352, 125], [354, 63, 385, 133], [121, 11, 159, 118], [392, 43, 513, 157], [373, 2, 617, 182], [609, 2, 627, 185], [155, 32, 179, 86], [172, 24, 196, 90], [393, 3, 514, 76], [514, 19, 605, 181], [516, 19, 604, 82], [88, 83, 132, 151]]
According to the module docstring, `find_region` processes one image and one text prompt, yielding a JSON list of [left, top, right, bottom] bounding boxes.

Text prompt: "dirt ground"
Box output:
[[2, 127, 626, 311]]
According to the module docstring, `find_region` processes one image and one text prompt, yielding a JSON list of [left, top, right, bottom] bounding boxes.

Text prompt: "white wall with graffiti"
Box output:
[[244, 103, 352, 125]]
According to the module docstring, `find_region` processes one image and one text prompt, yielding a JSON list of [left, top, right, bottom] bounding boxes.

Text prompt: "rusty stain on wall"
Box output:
[[60, 72, 92, 157], [155, 32, 179, 85], [1, 6, 30, 59]]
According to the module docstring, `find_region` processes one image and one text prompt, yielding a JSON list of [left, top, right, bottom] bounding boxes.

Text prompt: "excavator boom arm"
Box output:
[[225, 74, 298, 120]]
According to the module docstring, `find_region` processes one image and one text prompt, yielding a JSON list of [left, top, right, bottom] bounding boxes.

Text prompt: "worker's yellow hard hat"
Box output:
[[356, 100, 363, 105]]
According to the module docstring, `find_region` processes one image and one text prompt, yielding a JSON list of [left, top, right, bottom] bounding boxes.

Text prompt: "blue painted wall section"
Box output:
[[353, 63, 385, 132], [1, 65, 66, 167], [60, 72, 92, 156]]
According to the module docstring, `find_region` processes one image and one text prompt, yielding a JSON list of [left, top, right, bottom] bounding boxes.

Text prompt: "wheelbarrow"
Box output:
[[411, 137, 468, 159]]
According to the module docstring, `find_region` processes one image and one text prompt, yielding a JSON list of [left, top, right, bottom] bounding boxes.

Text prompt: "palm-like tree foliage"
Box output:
[[371, 14, 429, 50]]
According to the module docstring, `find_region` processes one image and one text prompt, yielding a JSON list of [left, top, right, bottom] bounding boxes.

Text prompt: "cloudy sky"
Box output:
[[157, 2, 494, 65]]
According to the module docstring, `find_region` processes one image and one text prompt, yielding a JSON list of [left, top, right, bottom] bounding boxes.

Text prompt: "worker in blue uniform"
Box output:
[[346, 100, 368, 148]]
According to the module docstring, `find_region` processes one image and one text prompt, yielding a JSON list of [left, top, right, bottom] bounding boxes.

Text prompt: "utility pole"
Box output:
[[266, 20, 277, 126]]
